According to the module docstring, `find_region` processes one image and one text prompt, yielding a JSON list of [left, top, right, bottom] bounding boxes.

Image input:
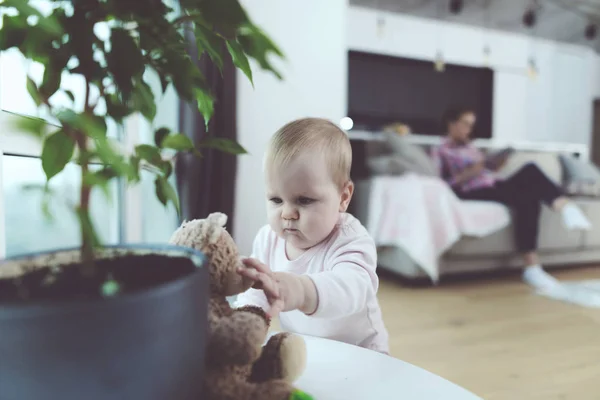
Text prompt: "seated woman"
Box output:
[[431, 106, 591, 290]]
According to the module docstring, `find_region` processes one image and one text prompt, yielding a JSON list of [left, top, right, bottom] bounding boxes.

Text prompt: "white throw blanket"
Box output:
[[366, 174, 511, 282]]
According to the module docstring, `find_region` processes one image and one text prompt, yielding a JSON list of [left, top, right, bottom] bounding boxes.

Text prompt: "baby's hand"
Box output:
[[237, 258, 285, 318], [237, 258, 314, 318]]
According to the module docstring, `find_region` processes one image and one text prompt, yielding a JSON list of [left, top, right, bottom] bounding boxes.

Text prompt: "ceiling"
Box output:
[[349, 0, 600, 50]]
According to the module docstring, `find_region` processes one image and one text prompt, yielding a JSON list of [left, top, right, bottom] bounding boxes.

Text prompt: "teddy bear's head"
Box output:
[[169, 212, 253, 296]]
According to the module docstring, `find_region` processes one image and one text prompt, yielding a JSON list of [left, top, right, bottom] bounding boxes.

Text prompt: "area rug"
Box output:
[[536, 280, 600, 308]]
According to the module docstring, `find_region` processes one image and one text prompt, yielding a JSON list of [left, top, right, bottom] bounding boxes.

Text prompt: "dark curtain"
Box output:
[[176, 40, 238, 233]]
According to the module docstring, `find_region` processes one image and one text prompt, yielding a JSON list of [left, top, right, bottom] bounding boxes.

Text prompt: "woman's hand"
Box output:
[[454, 161, 484, 185]]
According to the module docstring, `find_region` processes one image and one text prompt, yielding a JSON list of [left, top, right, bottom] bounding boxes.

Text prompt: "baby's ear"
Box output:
[[339, 180, 354, 212]]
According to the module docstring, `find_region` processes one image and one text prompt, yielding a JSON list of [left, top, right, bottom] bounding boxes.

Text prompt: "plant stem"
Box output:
[[80, 80, 94, 274]]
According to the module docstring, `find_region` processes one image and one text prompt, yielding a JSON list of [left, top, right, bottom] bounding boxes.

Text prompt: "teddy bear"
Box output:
[[168, 212, 313, 400]]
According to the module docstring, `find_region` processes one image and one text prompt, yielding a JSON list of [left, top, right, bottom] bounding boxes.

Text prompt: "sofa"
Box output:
[[348, 131, 600, 282]]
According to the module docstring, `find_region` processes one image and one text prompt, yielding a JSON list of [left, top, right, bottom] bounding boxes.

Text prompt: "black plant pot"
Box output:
[[0, 245, 209, 400]]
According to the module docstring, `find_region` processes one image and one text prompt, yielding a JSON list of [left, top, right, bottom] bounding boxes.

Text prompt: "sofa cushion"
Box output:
[[559, 155, 600, 197], [447, 202, 584, 257], [536, 204, 584, 250], [446, 223, 515, 257], [381, 132, 439, 177], [495, 151, 562, 184], [574, 198, 600, 248], [367, 155, 416, 175]]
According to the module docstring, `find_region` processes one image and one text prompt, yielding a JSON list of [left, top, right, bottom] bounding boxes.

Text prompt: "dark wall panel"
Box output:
[[348, 51, 494, 139]]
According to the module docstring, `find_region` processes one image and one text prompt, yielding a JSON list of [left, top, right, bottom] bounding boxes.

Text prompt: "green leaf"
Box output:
[[2, 0, 39, 16], [39, 62, 63, 100], [106, 28, 145, 99], [238, 23, 284, 80], [106, 94, 134, 123], [27, 77, 43, 106], [64, 11, 102, 83], [83, 168, 117, 202], [41, 193, 53, 222], [35, 15, 63, 37], [161, 133, 194, 151], [10, 113, 49, 138], [159, 73, 169, 94], [161, 161, 173, 178], [154, 127, 170, 147], [2, 0, 63, 36], [135, 144, 162, 165], [170, 61, 207, 104], [155, 176, 180, 216], [21, 183, 55, 222], [195, 23, 224, 71], [289, 389, 314, 400], [93, 136, 135, 179], [194, 0, 250, 38], [131, 80, 156, 122], [128, 155, 142, 183], [199, 137, 247, 155], [226, 40, 253, 86], [195, 89, 214, 129], [0, 15, 27, 50], [41, 129, 75, 180], [56, 110, 106, 139]]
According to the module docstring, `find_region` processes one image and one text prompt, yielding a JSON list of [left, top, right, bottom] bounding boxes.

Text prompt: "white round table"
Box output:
[[289, 334, 482, 400]]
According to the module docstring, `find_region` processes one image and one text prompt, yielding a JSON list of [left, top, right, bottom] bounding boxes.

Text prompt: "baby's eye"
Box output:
[[269, 197, 282, 204], [298, 197, 315, 205]]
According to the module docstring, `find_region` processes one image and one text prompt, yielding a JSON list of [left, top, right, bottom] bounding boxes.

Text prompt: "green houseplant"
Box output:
[[0, 1, 283, 399]]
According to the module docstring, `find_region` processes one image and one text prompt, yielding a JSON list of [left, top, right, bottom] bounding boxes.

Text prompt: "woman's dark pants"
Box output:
[[457, 163, 564, 253]]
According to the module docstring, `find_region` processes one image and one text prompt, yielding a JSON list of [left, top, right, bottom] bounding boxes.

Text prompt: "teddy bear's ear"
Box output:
[[206, 212, 227, 228]]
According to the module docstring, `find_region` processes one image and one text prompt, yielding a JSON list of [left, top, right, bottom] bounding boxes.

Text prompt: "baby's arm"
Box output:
[[240, 234, 378, 319], [303, 235, 378, 318]]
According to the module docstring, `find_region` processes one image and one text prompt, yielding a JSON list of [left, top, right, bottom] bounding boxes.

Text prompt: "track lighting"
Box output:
[[483, 45, 491, 67], [585, 23, 597, 40], [434, 51, 445, 72], [523, 9, 536, 28], [449, 0, 463, 14], [376, 15, 385, 38], [527, 58, 538, 81]]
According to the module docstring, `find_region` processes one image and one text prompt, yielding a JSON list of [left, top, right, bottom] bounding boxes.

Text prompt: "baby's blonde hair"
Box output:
[[264, 117, 352, 189]]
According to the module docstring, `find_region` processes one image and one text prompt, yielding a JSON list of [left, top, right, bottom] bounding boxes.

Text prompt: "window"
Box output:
[[3, 155, 119, 257], [0, 2, 181, 258]]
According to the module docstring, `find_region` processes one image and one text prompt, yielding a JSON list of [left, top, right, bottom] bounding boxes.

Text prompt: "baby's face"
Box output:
[[265, 152, 351, 251]]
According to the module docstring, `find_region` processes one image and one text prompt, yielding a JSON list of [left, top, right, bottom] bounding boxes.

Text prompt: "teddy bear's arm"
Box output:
[[206, 311, 269, 367], [234, 304, 270, 325]]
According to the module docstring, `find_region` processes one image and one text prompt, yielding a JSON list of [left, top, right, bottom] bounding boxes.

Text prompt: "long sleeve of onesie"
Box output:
[[305, 233, 379, 319]]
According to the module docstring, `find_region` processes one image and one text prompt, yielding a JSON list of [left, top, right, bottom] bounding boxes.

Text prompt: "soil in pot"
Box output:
[[0, 253, 197, 303]]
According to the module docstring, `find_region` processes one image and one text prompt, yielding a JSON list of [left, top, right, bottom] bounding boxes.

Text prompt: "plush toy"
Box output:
[[383, 122, 411, 136], [169, 212, 312, 400]]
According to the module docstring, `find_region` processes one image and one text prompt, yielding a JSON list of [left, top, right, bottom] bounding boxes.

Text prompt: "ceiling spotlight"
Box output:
[[585, 23, 597, 40], [523, 9, 536, 28], [449, 0, 463, 14]]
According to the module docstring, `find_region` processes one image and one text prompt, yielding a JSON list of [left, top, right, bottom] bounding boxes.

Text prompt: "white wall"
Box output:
[[233, 0, 348, 255], [347, 6, 597, 147]]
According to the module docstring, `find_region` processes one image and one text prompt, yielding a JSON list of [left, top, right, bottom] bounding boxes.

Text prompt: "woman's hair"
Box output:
[[264, 117, 352, 189], [442, 106, 475, 128]]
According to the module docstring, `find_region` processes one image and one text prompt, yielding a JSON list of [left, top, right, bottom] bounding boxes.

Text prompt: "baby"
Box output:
[[235, 117, 390, 355]]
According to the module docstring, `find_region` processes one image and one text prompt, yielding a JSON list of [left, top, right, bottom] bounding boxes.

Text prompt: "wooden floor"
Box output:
[[378, 266, 600, 400]]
